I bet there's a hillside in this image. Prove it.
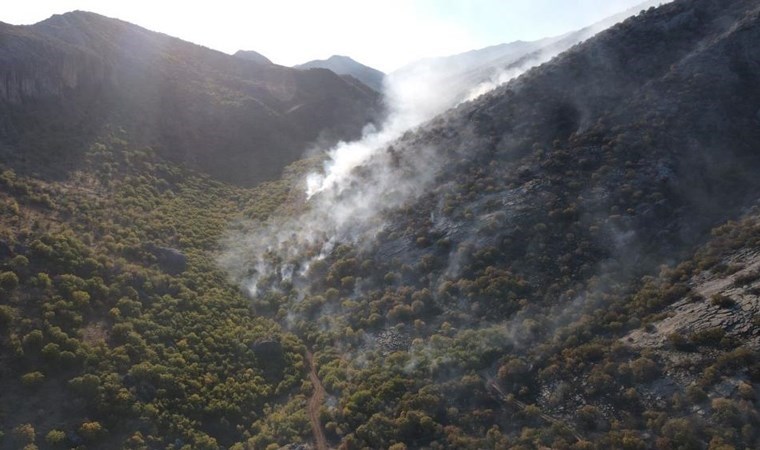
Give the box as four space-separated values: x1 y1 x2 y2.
1 0 760 449
0 11 381 186
296 55 385 93
388 0 668 111
0 136 318 448
223 0 760 448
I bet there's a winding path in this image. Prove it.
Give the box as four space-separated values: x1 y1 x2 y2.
306 351 328 450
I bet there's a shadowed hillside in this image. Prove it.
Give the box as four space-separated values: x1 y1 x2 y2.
0 11 381 185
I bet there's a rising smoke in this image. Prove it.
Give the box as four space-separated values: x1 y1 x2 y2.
219 6 651 334
221 50 550 300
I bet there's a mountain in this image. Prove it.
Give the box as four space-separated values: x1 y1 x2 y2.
0 11 381 185
388 0 669 111
233 49 272 65
296 55 385 92
2 0 760 449
223 0 760 447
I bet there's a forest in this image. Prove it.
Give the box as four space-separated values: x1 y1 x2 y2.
2 0 760 449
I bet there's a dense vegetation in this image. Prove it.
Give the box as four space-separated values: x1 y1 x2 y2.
0 138 321 449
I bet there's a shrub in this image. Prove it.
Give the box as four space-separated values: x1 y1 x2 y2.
689 327 726 346
22 330 44 352
0 271 19 290
629 357 659 382
12 424 35 444
20 371 45 388
44 430 66 446
0 305 14 330
78 421 105 441
710 293 735 308
734 270 760 286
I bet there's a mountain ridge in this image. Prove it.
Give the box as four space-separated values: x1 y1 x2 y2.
233 49 272 65
296 54 385 92
0 10 382 186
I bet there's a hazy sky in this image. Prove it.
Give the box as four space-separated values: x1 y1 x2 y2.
4 0 653 72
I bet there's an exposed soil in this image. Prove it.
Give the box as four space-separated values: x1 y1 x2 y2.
305 351 328 450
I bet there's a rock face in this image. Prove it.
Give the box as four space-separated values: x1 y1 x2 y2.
0 12 382 186
625 249 760 351
0 21 107 104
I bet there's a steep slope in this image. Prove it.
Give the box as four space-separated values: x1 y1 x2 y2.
296 55 385 92
388 0 668 110
0 11 381 185
222 0 760 448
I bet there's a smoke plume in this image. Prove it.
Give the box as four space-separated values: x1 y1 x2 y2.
219 6 652 330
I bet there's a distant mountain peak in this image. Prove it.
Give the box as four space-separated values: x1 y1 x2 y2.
327 55 354 61
233 49 272 65
296 55 385 92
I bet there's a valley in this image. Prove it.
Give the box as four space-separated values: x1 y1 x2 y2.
1 0 760 449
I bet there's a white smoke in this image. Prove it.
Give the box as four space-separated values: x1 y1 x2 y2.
220 6 649 307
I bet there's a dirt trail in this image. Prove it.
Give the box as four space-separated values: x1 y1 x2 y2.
306 351 328 450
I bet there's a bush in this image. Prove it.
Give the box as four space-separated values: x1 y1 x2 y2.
20 371 45 388
734 270 760 286
21 330 44 352
0 305 14 330
667 332 694 351
689 327 726 347
629 357 659 382
44 430 66 446
12 424 35 444
78 421 106 441
710 293 735 308
0 271 19 290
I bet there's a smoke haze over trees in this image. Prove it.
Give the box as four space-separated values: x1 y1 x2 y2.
2 0 760 449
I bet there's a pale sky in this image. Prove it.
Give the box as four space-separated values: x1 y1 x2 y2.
3 0 653 72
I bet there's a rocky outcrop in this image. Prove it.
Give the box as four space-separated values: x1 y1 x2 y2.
0 26 107 103
625 249 760 351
